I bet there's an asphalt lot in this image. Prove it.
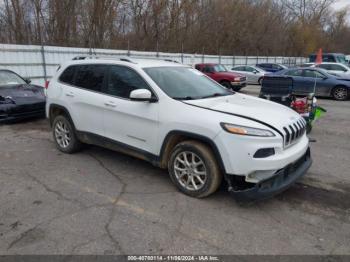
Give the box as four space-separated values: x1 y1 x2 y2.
0 85 349 255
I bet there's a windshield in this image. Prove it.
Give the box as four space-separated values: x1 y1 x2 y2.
0 71 26 86
144 67 232 100
214 65 227 72
337 55 347 64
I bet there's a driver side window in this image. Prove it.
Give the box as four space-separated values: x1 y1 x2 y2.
105 66 151 99
304 70 325 78
203 66 214 73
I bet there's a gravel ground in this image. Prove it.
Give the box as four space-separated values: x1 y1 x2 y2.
0 85 349 255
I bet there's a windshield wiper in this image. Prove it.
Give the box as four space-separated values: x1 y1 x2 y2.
200 93 232 99
173 96 196 100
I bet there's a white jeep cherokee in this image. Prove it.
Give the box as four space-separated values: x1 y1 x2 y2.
46 57 312 200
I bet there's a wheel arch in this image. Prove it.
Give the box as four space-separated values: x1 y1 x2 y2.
159 130 226 175
49 104 75 128
331 85 349 99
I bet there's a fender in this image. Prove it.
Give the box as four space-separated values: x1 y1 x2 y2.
159 130 227 175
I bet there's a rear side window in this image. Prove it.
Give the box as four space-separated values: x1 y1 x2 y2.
317 64 331 70
106 65 150 99
59 66 76 85
304 70 325 78
75 65 107 92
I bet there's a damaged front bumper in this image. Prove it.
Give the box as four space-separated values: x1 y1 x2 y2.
228 147 312 201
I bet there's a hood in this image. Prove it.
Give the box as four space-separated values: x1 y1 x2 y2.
0 84 45 104
216 71 243 79
185 93 302 132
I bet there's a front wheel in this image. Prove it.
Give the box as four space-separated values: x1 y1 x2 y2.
168 141 222 198
221 81 232 89
332 86 348 101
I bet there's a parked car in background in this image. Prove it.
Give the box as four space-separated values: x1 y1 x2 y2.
195 63 246 91
230 65 266 85
273 67 350 101
313 63 350 76
46 57 311 200
309 53 347 65
256 63 287 73
0 69 46 123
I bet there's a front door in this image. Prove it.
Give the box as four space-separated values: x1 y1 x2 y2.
102 65 159 154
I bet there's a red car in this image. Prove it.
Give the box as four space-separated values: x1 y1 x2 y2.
195 63 246 91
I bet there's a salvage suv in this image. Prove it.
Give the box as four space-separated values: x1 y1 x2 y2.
46 57 312 200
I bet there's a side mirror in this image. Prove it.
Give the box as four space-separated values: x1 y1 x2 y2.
253 70 259 74
24 78 31 84
130 89 157 102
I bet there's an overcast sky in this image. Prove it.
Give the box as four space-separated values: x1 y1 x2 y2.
332 0 350 11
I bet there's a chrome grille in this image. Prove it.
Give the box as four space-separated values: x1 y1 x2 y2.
283 118 307 147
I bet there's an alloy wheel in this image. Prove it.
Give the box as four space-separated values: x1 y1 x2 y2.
54 120 71 148
173 151 207 191
334 87 348 100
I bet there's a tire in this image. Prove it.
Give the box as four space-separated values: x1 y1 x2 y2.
168 140 222 198
332 86 348 101
232 87 241 92
306 122 312 134
258 77 263 85
221 80 232 89
52 115 82 154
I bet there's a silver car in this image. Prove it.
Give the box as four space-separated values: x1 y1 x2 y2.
231 65 266 85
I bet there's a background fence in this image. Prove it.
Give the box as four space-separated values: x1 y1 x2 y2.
0 44 308 86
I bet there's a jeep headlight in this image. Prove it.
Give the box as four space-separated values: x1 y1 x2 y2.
220 123 275 137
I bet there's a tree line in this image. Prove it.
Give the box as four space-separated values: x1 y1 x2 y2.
0 0 349 56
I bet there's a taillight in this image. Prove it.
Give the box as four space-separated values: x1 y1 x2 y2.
45 80 50 89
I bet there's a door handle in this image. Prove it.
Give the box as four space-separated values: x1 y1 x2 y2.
65 92 74 97
104 101 117 108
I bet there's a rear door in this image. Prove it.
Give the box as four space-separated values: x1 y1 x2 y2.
284 69 305 93
62 64 107 136
102 65 159 154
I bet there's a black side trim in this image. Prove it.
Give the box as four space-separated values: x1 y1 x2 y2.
183 102 284 138
76 131 159 166
160 130 227 175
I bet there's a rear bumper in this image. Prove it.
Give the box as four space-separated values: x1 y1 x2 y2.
229 147 312 201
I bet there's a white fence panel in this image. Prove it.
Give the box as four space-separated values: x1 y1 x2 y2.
0 43 307 86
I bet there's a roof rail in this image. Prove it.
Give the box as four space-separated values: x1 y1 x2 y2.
71 56 138 64
72 56 87 60
163 59 180 63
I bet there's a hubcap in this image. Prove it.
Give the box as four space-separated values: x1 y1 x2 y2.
335 88 347 100
54 120 71 148
173 151 207 191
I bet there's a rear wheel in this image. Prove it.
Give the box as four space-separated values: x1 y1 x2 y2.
332 86 348 101
52 115 82 153
168 140 222 198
